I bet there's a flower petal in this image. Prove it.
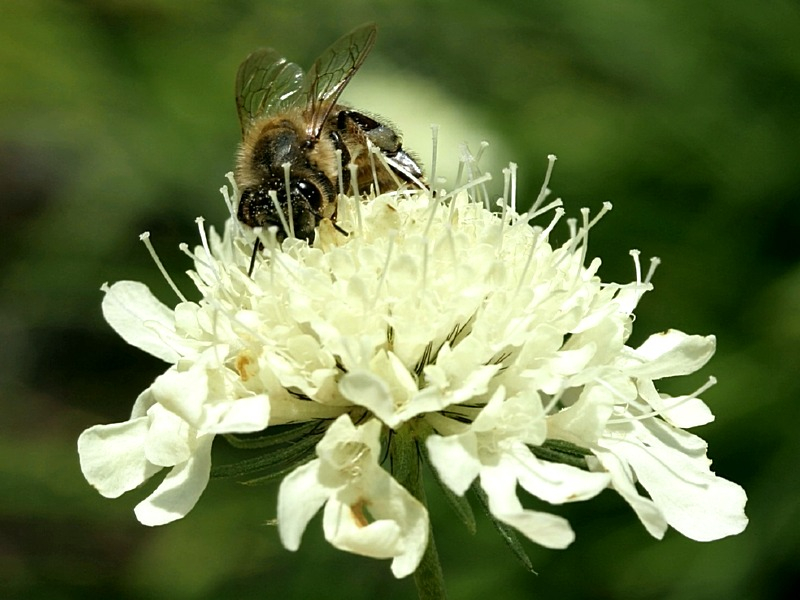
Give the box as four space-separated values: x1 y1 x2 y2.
593 448 668 539
322 466 429 578
206 394 271 433
78 417 161 498
277 459 331 551
338 369 395 424
134 434 214 526
101 281 193 362
143 403 193 467
603 420 748 540
150 365 208 427
638 379 714 428
624 330 715 379
480 463 575 549
323 498 402 559
509 445 610 504
426 432 481 495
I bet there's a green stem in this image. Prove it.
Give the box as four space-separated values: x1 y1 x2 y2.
391 426 448 600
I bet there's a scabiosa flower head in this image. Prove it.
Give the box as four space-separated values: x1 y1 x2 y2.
79 154 747 579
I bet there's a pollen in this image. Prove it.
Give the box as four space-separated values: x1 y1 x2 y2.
235 351 255 381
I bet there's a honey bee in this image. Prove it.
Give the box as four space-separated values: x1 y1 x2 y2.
234 23 424 271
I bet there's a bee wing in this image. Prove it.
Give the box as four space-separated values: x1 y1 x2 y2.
235 48 305 135
304 23 377 140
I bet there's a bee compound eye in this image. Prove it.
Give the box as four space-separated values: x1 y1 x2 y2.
293 179 323 210
289 180 323 241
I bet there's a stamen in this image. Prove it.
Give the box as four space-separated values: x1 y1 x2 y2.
592 377 633 407
589 202 613 229
563 202 612 258
630 249 643 285
423 193 444 239
443 224 457 264
509 162 518 216
453 144 468 189
265 226 278 286
257 226 301 286
195 217 220 283
515 210 563 290
225 171 239 201
501 167 510 225
441 172 493 205
578 207 591 265
428 124 440 197
222 172 244 257
268 190 292 243
607 377 718 424
370 147 404 190
178 242 214 276
282 162 295 239
531 154 557 214
514 230 539 298
474 140 489 166
335 149 345 197
645 256 661 285
527 198 564 221
372 231 396 308
220 180 237 223
543 388 566 414
349 163 363 236
420 236 430 296
567 217 577 243
139 232 187 302
366 139 380 195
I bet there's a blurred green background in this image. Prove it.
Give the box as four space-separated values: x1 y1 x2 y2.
2 0 798 598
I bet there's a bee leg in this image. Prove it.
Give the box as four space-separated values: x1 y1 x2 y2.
247 239 263 277
308 206 349 237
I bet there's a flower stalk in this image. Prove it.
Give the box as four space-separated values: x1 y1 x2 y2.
391 425 448 600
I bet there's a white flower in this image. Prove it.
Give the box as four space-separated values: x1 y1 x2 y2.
78 323 272 525
278 414 428 578
79 158 747 576
426 386 610 548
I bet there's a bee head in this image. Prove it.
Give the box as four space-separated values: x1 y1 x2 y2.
238 179 323 244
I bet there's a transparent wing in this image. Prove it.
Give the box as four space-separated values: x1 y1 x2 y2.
304 23 377 139
235 48 305 135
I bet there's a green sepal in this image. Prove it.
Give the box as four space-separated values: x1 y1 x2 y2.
471 484 536 574
530 439 592 470
238 456 315 486
222 420 322 450
211 430 322 479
